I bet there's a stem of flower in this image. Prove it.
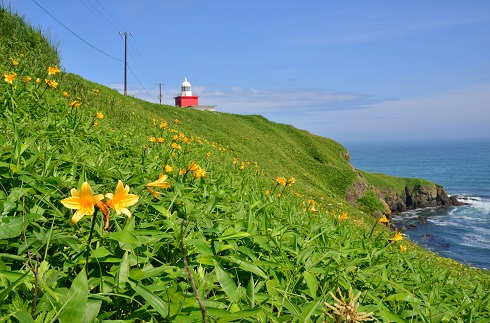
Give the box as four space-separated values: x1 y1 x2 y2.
367 221 378 238
180 219 207 323
85 210 98 275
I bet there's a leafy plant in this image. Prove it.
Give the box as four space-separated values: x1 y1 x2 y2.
0 5 489 322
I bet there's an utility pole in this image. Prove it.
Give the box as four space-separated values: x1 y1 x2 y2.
119 32 132 95
157 83 163 104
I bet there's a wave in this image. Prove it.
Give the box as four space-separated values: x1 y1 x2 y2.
457 195 490 213
426 217 458 227
461 231 490 250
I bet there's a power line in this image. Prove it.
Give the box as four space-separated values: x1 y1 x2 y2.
79 0 119 33
130 37 157 84
128 39 157 85
127 63 155 102
31 0 123 62
80 1 157 91
92 0 127 31
32 0 156 103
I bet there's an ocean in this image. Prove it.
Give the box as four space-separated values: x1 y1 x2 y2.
344 139 490 270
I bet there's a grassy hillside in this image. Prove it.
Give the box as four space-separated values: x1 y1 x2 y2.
1 7 489 322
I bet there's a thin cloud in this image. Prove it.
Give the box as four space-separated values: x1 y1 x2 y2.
278 9 490 45
297 83 490 142
200 87 375 115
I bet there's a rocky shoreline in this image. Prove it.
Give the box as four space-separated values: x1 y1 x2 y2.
382 184 465 214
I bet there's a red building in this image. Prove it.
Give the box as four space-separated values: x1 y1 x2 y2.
174 78 199 107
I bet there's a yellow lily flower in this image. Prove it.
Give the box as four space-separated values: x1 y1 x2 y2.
390 232 404 242
378 215 389 223
105 180 139 218
47 66 60 75
172 143 181 150
194 167 207 178
61 182 104 224
3 72 16 84
146 173 170 188
276 177 287 187
339 212 349 220
45 79 58 88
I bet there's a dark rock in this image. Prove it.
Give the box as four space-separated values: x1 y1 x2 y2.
383 185 466 214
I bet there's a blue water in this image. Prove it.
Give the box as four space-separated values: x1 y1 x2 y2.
344 139 490 270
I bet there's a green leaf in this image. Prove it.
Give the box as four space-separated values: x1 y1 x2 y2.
80 298 102 323
91 247 112 258
246 275 255 307
303 271 318 298
130 282 169 317
217 231 250 241
224 256 268 280
385 293 419 303
7 187 34 202
0 270 29 283
129 268 144 281
58 270 88 323
301 295 325 321
109 230 141 251
213 260 240 303
0 216 23 239
151 204 171 218
216 309 261 323
378 308 410 322
116 251 130 289
13 311 35 323
0 271 29 305
188 239 213 255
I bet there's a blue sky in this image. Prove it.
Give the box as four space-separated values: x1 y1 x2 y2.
7 0 490 143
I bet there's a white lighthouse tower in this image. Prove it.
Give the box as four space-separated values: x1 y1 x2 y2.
181 77 192 96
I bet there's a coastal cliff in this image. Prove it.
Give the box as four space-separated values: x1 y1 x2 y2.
348 170 464 215
380 184 463 214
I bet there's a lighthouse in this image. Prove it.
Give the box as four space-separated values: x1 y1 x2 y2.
174 77 199 107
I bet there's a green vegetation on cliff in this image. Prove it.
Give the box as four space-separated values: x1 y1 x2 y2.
1 7 489 322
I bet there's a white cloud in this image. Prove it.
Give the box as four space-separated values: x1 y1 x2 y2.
297 83 490 143
199 87 374 115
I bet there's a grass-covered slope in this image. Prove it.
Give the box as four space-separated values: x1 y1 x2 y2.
1 7 489 322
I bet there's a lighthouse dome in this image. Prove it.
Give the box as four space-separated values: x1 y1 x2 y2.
181 77 192 96
182 78 191 87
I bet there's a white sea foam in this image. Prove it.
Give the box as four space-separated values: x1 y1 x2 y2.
458 195 490 212
426 217 458 227
461 232 490 250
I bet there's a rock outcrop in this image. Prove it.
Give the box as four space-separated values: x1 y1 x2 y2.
382 184 464 214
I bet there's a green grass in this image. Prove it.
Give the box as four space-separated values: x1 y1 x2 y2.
1 6 489 322
359 170 435 194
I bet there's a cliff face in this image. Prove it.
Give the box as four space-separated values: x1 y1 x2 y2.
381 185 463 214
346 170 464 216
